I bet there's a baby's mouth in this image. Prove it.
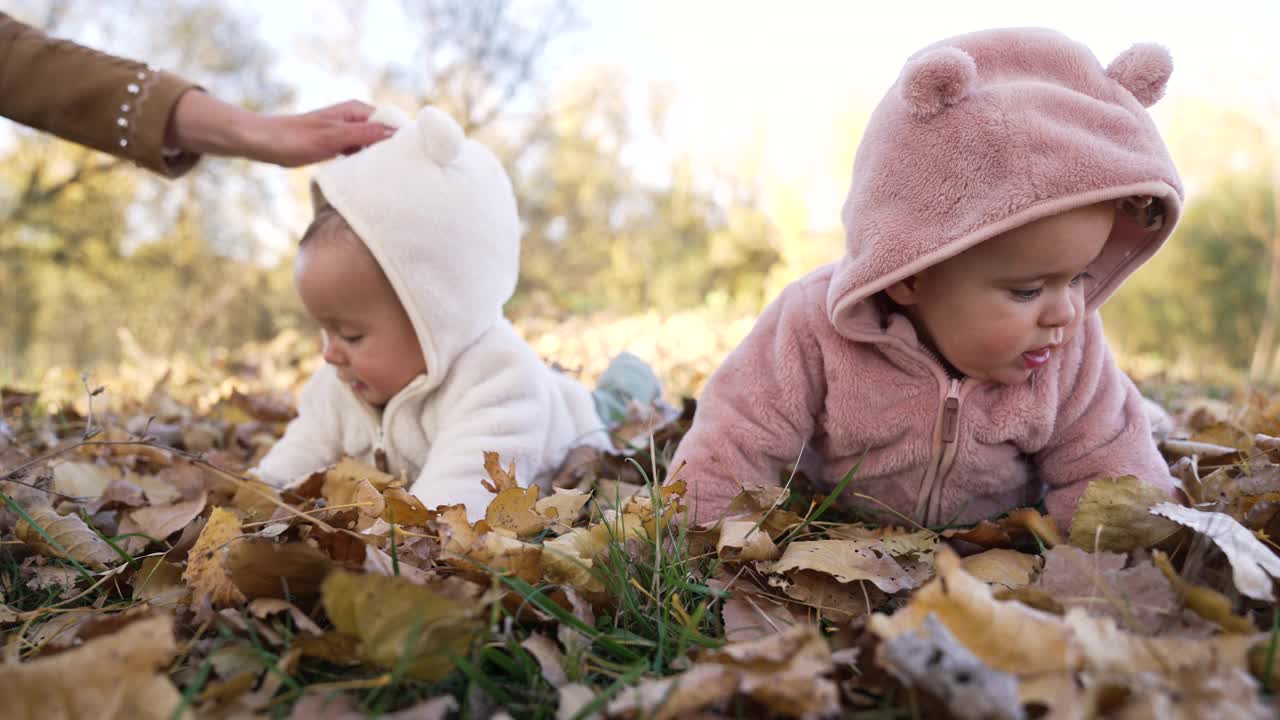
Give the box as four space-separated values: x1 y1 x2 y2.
1022 346 1052 369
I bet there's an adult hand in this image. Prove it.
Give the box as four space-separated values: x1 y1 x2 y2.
166 93 395 167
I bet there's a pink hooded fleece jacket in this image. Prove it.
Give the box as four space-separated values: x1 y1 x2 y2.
671 28 1184 531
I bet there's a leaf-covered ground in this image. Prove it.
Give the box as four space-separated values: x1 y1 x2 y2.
3 355 1280 719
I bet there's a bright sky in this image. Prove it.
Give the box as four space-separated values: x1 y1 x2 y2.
7 0 1278 239
258 0 1279 232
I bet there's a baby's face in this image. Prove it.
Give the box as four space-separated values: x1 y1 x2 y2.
295 236 426 407
890 204 1115 384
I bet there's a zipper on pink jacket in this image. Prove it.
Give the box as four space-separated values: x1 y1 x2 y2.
915 377 964 525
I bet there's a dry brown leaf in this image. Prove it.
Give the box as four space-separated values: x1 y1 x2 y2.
1034 546 1178 633
699 624 840 718
323 457 396 502
432 504 479 554
960 548 1041 589
761 539 924 594
870 546 1078 675
716 581 810 642
182 506 247 607
321 570 483 682
125 491 208 541
1004 508 1063 547
1152 551 1255 634
383 487 434 526
535 487 591 524
247 598 324 635
716 520 781 562
0 614 183 720
482 450 519 493
50 460 120 499
225 539 335 604
1150 503 1280 601
460 531 544 584
14 503 120 570
133 557 188 607
607 664 737 719
1068 476 1181 552
521 632 569 688
878 613 1022 720
485 486 545 537
230 480 282 521
767 570 886 623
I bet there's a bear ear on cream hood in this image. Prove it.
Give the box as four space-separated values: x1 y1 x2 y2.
826 27 1184 338
311 104 521 395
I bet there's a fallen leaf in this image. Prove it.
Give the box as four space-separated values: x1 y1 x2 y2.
50 460 119 499
521 632 568 688
1032 546 1178 634
482 451 519 493
870 546 1078 675
1152 550 1255 633
607 664 737 720
485 486 545 537
878 613 1022 720
556 684 597 720
247 598 324 635
460 531 543 584
125 491 208 541
699 624 840 718
959 548 1041 589
322 458 396 503
321 570 483 682
535 487 591 524
717 582 809 642
1068 476 1181 552
225 540 335 604
0 614 184 720
767 570 885 623
1150 503 1280 601
182 506 247 607
383 487 433 526
132 557 188 607
229 389 297 423
761 539 924 594
14 503 120 570
230 480 282 521
716 520 781 561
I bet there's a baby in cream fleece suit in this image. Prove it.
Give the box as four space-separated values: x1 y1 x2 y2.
254 106 658 520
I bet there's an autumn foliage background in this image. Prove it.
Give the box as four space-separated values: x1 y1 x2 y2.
3 1 1280 719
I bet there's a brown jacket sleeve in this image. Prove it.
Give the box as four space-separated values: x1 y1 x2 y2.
0 12 201 177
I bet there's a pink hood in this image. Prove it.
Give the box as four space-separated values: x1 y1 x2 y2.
670 28 1182 531
829 27 1182 330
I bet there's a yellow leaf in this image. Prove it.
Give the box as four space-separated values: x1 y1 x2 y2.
323 457 396 503
225 540 335 604
534 487 590 523
382 487 434 526
481 450 518 493
0 614 184 720
125 491 208 541
321 570 483 682
458 532 544 584
1068 476 1181 552
761 539 926 594
716 520 780 562
14 503 120 570
485 486 544 537
960 548 1041 590
229 480 281 521
182 507 247 607
132 557 188 607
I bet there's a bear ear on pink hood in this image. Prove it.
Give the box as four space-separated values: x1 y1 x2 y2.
1106 43 1173 107
899 46 978 119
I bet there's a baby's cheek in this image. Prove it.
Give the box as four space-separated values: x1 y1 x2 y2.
972 318 1027 357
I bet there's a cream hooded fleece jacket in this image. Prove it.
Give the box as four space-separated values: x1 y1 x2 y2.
671 28 1184 531
254 106 609 520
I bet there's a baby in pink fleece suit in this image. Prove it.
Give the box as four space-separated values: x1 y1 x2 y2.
671 28 1183 532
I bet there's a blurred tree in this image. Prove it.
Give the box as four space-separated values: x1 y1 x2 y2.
0 0 300 378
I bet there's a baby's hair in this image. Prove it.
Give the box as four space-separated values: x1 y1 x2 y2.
300 186 368 253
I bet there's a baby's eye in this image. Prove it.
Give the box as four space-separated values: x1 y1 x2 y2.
340 334 364 343
1010 287 1041 301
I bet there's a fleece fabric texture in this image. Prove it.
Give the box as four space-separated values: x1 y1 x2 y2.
670 28 1184 531
254 106 609 520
